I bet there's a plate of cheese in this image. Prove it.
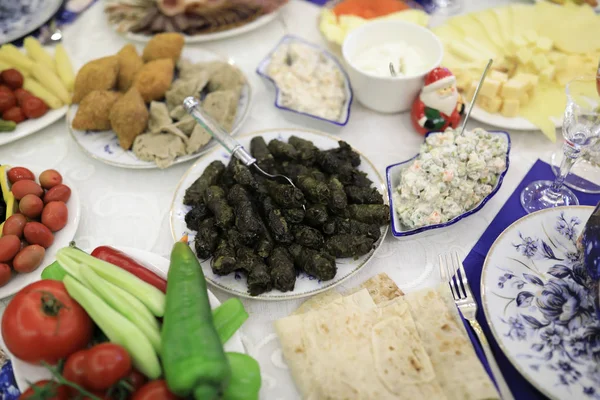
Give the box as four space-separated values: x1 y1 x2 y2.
432 2 600 140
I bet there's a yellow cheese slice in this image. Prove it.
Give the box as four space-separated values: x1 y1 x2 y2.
509 5 534 36
448 15 501 54
519 82 565 142
0 165 15 237
471 10 507 53
492 7 512 46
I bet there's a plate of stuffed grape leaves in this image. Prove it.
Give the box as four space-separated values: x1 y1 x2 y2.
170 128 390 300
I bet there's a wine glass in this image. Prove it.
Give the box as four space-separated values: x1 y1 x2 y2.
550 138 600 193
433 0 462 15
521 76 600 213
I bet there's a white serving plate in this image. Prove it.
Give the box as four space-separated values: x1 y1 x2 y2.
481 206 599 400
119 10 281 43
67 47 252 169
470 105 562 131
0 0 62 45
0 246 246 392
386 130 510 238
0 165 81 299
256 35 353 127
170 128 388 301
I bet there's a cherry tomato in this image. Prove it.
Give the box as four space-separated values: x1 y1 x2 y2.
131 380 181 400
126 369 147 393
7 166 35 184
2 106 25 123
39 169 63 189
0 263 11 287
0 90 16 113
22 96 48 119
23 221 54 248
0 85 12 94
14 88 33 106
1 69 23 90
0 234 21 263
19 380 69 400
1 280 93 364
44 184 71 204
84 343 132 391
63 349 89 393
11 179 44 200
12 245 45 273
2 214 27 238
19 193 44 218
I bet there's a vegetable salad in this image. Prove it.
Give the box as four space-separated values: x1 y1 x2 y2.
393 128 508 229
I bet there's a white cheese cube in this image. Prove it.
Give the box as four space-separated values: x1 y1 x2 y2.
513 73 539 92
480 78 502 98
489 70 509 83
478 95 503 113
500 98 520 117
510 35 527 52
536 36 554 52
549 52 568 70
465 80 477 101
501 79 527 100
532 53 550 72
523 29 538 44
541 65 556 82
519 92 530 106
516 47 532 65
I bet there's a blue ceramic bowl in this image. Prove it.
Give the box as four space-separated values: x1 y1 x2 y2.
256 35 353 127
386 130 511 238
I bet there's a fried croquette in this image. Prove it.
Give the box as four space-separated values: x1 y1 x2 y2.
117 44 144 92
142 33 184 63
109 87 149 150
72 56 119 103
72 90 122 131
134 58 174 103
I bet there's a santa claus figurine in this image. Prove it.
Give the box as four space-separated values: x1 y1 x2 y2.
411 67 465 136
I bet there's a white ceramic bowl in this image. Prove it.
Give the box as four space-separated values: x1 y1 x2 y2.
342 20 443 113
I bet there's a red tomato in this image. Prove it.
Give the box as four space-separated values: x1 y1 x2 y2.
131 380 181 400
3 107 25 123
22 96 48 119
19 380 69 400
63 349 89 395
84 343 132 391
0 90 16 113
126 369 147 393
14 88 33 106
1 280 93 364
1 69 23 90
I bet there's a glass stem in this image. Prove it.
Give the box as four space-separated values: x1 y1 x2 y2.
550 142 579 195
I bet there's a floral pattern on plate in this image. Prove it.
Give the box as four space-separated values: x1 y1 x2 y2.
482 206 600 400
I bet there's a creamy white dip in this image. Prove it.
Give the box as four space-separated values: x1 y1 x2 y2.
353 42 428 77
266 42 347 122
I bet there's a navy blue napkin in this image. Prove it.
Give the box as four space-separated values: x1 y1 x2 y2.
463 159 600 399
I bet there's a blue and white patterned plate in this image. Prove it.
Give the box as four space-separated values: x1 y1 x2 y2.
0 0 62 45
67 47 252 169
481 206 600 400
170 128 387 300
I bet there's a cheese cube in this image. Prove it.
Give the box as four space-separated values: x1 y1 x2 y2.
536 36 554 53
541 65 556 82
532 53 550 72
480 78 502 98
513 73 539 93
523 29 538 44
489 70 509 83
510 35 527 52
516 47 533 65
501 79 527 100
500 99 520 117
478 95 503 114
465 80 477 101
549 52 568 70
519 92 530 106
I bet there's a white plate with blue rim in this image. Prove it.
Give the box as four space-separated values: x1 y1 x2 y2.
0 246 246 392
256 35 353 127
0 0 62 45
67 47 252 169
481 205 600 400
386 129 511 238
169 128 388 301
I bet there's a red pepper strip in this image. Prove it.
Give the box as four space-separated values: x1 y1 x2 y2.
90 246 167 293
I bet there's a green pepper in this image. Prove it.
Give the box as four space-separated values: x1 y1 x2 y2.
41 261 68 281
223 352 261 400
161 242 231 399
213 298 249 345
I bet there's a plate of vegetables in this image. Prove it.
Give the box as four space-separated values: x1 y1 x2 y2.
0 244 255 399
170 128 390 300
0 37 75 146
0 165 80 298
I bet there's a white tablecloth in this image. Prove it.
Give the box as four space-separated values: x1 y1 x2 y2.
0 0 561 398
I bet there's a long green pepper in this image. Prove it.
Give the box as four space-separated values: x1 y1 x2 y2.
161 242 231 399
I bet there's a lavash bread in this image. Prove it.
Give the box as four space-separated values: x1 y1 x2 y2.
275 289 446 400
404 288 500 400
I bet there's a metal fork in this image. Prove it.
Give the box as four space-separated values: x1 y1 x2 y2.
439 252 515 400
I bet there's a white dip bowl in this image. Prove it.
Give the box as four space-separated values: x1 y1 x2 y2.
342 20 443 113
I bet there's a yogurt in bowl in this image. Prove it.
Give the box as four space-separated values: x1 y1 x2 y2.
386 127 511 238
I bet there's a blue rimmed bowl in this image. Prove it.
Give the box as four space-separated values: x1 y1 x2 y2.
256 35 353 127
386 130 511 238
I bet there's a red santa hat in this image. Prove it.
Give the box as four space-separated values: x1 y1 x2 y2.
422 67 456 94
